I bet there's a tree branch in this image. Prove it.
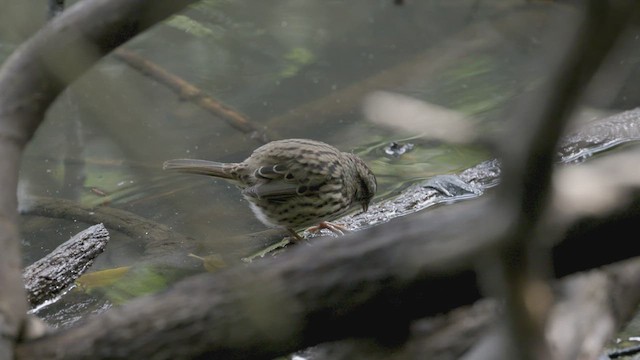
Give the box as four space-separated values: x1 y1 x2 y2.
21 197 198 266
113 48 271 144
0 0 198 355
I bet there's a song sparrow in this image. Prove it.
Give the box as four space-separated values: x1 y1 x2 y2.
163 138 377 239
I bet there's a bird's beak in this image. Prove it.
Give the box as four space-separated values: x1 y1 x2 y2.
361 202 369 212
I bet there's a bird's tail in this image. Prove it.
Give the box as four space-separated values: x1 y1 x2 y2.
162 159 235 179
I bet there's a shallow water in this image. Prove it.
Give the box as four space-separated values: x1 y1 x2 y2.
4 0 639 329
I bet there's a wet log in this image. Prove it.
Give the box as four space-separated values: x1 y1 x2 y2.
23 224 110 307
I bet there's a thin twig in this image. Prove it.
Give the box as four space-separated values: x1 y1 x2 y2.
114 48 270 143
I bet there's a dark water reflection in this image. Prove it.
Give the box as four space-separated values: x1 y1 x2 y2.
5 0 616 326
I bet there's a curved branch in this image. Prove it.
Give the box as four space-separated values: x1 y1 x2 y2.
0 0 198 354
21 197 198 266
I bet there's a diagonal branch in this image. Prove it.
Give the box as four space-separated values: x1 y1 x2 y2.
113 48 271 143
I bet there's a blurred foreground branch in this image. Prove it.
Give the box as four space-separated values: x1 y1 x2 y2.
478 0 639 358
305 257 640 360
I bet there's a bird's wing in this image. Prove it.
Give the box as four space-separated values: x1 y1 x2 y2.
242 181 299 200
243 163 325 200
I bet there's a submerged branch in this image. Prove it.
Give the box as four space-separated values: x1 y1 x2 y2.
114 48 270 144
20 197 198 267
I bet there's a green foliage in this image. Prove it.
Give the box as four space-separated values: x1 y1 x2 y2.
166 15 217 38
280 47 316 78
193 0 232 12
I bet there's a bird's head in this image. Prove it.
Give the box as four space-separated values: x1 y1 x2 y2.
349 154 377 212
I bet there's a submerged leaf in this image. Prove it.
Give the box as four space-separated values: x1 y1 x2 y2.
188 253 227 272
76 266 131 291
76 266 170 304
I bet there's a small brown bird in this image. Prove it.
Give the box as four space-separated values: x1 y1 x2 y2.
163 139 377 239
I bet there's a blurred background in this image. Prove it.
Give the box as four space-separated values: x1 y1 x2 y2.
2 0 640 331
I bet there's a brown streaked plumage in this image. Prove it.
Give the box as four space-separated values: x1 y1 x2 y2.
163 139 377 239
